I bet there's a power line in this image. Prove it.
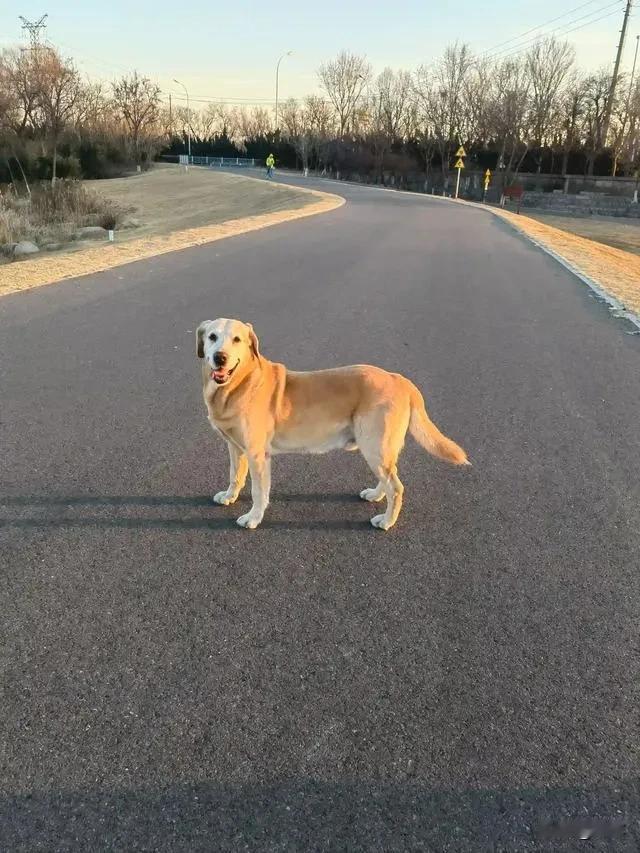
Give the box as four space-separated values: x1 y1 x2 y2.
482 2 624 63
164 91 325 106
483 1 623 62
478 0 603 56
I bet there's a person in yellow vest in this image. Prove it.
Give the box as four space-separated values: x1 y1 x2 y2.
266 153 275 178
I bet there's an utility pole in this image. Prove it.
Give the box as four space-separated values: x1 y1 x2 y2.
19 14 48 50
602 0 634 145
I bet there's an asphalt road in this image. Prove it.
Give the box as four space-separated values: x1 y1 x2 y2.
1 175 639 852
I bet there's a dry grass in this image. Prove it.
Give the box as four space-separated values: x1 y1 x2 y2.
0 180 125 249
83 165 315 239
0 186 344 297
494 208 640 316
520 211 640 257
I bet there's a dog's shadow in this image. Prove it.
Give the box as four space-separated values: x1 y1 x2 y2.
1 493 375 532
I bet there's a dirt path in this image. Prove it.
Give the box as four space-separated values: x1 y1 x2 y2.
0 168 343 297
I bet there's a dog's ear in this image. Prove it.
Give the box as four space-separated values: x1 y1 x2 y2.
247 323 261 360
196 322 208 359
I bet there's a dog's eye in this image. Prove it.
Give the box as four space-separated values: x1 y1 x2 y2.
208 333 217 342
232 336 241 344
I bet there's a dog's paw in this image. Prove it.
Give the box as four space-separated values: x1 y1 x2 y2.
360 487 384 502
370 514 393 531
213 490 236 506
236 512 262 529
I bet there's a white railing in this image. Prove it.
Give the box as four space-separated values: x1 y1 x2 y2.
178 155 256 168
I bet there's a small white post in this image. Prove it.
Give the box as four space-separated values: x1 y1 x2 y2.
108 229 114 242
455 166 462 199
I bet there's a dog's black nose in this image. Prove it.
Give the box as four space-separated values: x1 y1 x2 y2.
213 351 228 367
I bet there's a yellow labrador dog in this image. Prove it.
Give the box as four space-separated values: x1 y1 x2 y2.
197 318 469 530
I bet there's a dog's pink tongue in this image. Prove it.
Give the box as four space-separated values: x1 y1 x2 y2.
211 369 225 380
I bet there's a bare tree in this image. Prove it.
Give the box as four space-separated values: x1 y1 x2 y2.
362 69 412 179
72 79 111 138
609 73 640 175
415 43 474 188
375 68 413 138
0 52 21 136
581 69 612 175
36 50 80 184
304 94 335 171
279 97 302 139
526 37 575 172
621 81 640 175
461 57 495 148
488 57 531 184
556 72 586 176
1 48 42 136
112 71 161 161
233 105 272 142
319 50 372 136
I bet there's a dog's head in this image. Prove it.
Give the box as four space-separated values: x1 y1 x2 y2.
196 318 260 386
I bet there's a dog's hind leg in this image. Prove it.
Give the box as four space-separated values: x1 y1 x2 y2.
355 406 408 531
368 465 404 531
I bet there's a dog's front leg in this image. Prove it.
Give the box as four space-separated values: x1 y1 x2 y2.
236 452 271 529
214 441 248 505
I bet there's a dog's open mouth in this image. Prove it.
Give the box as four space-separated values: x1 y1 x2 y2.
210 360 240 385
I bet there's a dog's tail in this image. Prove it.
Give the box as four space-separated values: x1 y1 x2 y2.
406 381 470 466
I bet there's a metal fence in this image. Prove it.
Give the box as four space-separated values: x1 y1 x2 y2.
176 155 256 168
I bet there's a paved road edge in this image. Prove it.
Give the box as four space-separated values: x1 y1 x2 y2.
0 186 345 299
305 174 640 333
483 205 640 332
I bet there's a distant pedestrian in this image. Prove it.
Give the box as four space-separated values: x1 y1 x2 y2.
266 153 275 178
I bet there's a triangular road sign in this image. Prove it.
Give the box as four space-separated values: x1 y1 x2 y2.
454 158 465 169
455 145 467 158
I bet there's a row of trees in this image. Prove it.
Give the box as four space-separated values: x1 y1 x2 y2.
1 39 639 189
168 43 640 189
0 46 164 184
291 43 640 184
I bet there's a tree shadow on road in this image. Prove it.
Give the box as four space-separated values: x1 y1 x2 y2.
0 493 371 532
0 778 637 852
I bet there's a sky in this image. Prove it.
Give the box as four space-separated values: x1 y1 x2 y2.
1 0 637 109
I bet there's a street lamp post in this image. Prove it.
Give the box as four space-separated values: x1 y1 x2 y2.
275 51 293 132
173 78 191 164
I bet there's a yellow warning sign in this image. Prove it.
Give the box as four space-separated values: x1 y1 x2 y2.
454 158 465 170
484 168 491 178
455 145 467 158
